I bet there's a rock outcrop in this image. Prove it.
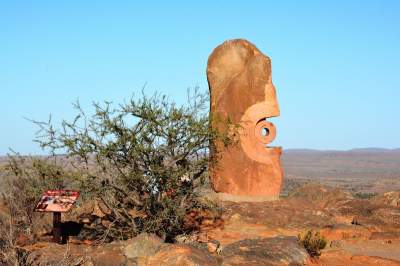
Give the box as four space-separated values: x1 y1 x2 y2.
19 185 400 265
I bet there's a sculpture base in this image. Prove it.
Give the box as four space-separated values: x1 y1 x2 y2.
215 192 279 202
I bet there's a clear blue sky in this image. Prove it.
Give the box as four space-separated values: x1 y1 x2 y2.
1 1 399 155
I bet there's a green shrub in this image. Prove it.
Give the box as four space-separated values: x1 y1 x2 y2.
16 89 235 242
298 230 327 257
353 192 377 199
1 155 84 239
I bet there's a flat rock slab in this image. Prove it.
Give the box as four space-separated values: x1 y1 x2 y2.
338 239 400 262
369 231 400 240
22 241 219 266
145 244 220 266
221 236 308 266
24 242 127 266
316 250 400 266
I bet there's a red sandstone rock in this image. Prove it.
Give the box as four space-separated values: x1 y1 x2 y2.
207 39 283 199
24 242 128 266
221 236 308 266
146 244 219 266
313 250 400 266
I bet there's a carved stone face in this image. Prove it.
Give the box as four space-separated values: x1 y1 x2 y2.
207 39 283 199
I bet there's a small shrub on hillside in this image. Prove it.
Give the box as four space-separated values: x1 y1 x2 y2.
3 155 83 225
298 230 327 257
353 192 377 199
0 155 85 262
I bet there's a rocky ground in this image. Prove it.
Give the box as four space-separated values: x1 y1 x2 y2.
9 183 400 266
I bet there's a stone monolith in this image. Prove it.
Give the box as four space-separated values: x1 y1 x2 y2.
208 39 283 200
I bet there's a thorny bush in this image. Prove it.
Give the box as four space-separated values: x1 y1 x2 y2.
3 89 236 243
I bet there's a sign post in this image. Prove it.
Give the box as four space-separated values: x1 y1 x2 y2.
35 190 80 244
53 212 62 243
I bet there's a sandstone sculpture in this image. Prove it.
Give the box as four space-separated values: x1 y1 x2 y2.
208 39 283 200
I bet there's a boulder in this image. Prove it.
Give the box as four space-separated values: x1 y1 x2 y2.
369 231 400 240
146 244 220 266
221 236 308 266
123 233 164 259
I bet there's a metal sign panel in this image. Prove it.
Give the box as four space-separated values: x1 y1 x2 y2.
35 190 80 213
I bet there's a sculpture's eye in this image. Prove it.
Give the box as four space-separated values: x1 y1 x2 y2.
261 127 270 137
255 119 276 145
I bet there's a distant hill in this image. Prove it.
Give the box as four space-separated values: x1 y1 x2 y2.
0 156 8 166
283 149 323 154
284 148 400 154
348 148 400 153
2 149 400 195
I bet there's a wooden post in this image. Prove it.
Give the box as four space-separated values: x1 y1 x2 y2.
53 212 62 244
